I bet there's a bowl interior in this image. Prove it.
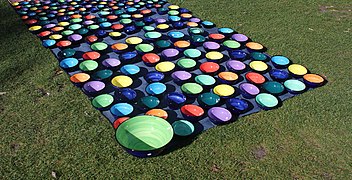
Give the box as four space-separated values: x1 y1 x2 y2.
116 115 173 151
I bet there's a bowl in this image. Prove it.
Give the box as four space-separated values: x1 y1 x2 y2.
167 92 187 109
239 83 260 98
142 53 161 66
91 94 114 110
59 57 78 71
70 73 90 87
145 82 167 96
82 51 100 60
213 84 235 99
195 75 216 89
203 41 221 51
111 75 133 88
167 31 185 42
208 107 233 124
135 43 154 55
202 21 215 28
271 55 291 68
303 74 326 87
113 117 130 129
245 42 264 52
191 35 206 47
208 33 225 43
155 40 172 50
218 27 234 37
79 60 99 72
197 92 221 108
229 50 248 60
83 80 105 95
288 64 308 77
249 61 269 73
226 98 250 114
144 71 164 83
251 52 268 61
172 71 192 85
181 83 203 97
199 62 220 75
218 72 239 84
145 109 168 119
161 48 180 61
115 115 173 157
116 88 137 102
183 49 202 59
91 69 113 81
110 103 134 117
137 96 160 111
111 43 129 53
262 81 285 95
120 64 140 76
269 69 289 82
90 42 108 53
226 60 246 73
231 34 248 43
205 51 223 62
180 104 205 122
120 51 138 63
174 40 191 52
102 58 121 70
223 40 241 51
284 79 306 94
245 72 266 85
255 93 279 110
172 120 195 136
177 58 197 70
155 61 175 74
144 32 162 42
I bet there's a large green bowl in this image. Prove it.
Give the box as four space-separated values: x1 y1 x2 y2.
115 115 173 157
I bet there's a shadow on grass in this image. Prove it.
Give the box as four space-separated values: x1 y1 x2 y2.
0 2 52 86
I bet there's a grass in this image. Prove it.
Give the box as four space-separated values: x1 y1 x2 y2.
1 0 351 178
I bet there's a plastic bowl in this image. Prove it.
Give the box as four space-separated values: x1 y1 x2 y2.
284 79 306 94
226 98 250 114
239 83 260 98
271 55 291 68
269 69 289 82
115 115 173 157
172 120 195 136
208 107 233 124
303 74 326 87
255 93 279 110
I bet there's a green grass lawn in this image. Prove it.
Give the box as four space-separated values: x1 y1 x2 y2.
1 0 351 178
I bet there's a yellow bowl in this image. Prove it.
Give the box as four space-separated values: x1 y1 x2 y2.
250 61 268 72
288 64 308 76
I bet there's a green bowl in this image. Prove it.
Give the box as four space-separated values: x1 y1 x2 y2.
115 115 173 157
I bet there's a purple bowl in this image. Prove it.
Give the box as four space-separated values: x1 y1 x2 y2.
162 48 179 60
155 18 167 24
171 71 192 84
208 107 233 124
231 34 248 43
83 20 94 26
68 34 83 44
83 81 105 95
226 60 246 73
102 58 121 69
203 41 220 51
44 23 56 29
239 83 260 98
189 18 201 23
